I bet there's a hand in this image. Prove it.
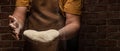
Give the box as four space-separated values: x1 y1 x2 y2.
23 29 60 43
9 15 22 40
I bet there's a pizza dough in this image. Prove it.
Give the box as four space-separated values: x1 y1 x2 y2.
23 29 59 43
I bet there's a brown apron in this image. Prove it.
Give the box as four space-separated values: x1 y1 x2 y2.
23 0 66 51
28 0 65 30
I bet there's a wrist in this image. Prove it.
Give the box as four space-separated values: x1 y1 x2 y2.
58 30 66 40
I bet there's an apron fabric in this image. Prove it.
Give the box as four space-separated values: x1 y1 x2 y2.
23 0 66 51
28 0 65 31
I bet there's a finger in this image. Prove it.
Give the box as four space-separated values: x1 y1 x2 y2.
9 15 15 23
9 15 14 21
12 34 16 39
15 34 20 40
9 15 17 25
9 15 18 26
12 34 19 40
9 23 17 29
14 32 20 40
13 21 19 28
10 16 19 28
10 20 19 29
12 30 17 35
12 30 20 40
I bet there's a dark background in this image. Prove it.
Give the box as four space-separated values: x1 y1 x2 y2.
0 0 120 51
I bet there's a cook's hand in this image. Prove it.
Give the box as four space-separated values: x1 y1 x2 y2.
9 15 22 40
23 29 60 43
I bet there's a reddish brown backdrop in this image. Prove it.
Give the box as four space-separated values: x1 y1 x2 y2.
0 0 120 51
79 0 120 51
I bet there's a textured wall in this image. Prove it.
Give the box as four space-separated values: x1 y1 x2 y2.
79 0 120 51
0 0 24 51
0 0 120 51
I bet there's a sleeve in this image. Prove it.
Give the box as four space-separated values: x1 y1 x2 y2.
63 0 82 15
16 0 30 7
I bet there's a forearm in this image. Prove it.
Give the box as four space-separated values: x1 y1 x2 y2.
12 7 27 28
59 23 80 40
59 13 80 40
